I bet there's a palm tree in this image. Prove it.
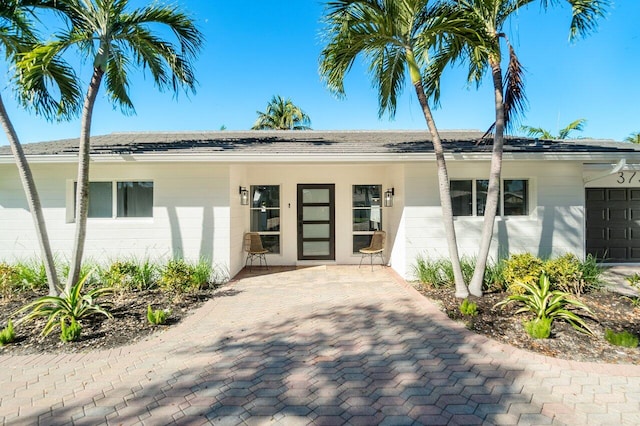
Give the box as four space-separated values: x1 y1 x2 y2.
428 0 609 296
18 0 203 292
1 0 80 295
625 132 640 144
521 118 587 140
320 0 474 298
252 95 312 130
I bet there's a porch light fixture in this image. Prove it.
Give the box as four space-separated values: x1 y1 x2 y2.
239 186 249 205
384 188 395 207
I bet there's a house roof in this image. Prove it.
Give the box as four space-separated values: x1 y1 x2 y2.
1 130 638 163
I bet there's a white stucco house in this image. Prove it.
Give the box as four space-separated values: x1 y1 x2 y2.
1 130 638 279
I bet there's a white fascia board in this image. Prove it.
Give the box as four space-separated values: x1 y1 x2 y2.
1 151 638 164
0 155 78 164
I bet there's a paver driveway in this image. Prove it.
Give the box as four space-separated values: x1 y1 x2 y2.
1 265 640 425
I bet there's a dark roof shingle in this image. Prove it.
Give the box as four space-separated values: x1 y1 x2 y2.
1 130 637 156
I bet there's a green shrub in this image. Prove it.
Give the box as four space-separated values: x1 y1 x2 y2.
459 299 478 316
13 259 49 292
0 320 16 346
159 259 216 294
604 329 639 348
192 259 215 290
0 263 20 299
626 273 640 290
159 259 194 293
503 253 544 294
147 305 170 326
414 257 450 289
102 259 156 292
579 254 603 292
495 272 594 335
524 317 552 339
544 253 583 295
16 272 112 340
483 259 506 292
60 318 82 343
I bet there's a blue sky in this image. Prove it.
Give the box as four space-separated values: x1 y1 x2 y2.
0 0 638 145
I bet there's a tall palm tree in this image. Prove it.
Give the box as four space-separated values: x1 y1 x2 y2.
428 0 609 296
252 95 312 130
625 132 640 144
320 0 475 298
521 118 587 140
1 0 80 295
18 0 203 292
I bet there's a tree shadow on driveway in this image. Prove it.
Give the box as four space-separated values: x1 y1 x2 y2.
27 300 564 425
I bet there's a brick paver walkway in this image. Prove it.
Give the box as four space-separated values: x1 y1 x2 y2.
1 265 639 425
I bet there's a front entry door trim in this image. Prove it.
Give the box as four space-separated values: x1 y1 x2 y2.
297 184 335 260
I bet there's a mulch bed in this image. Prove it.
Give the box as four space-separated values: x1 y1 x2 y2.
0 287 221 356
416 285 640 364
2 283 639 364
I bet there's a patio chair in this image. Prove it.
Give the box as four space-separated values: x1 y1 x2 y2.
359 230 386 270
244 232 269 271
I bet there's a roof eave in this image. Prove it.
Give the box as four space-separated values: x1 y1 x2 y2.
0 151 638 164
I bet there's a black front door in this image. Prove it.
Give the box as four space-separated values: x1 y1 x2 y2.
297 184 335 260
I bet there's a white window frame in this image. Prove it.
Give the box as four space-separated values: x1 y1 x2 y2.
67 180 154 222
352 184 383 254
249 185 281 254
451 178 529 217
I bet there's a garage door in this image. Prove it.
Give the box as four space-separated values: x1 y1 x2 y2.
586 188 640 262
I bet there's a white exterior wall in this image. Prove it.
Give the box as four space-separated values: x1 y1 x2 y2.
0 162 232 275
1 158 590 281
402 161 585 280
242 164 401 268
229 165 249 278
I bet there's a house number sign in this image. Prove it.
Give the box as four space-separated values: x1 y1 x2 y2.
617 171 640 185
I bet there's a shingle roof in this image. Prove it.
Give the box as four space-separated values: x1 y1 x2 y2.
1 130 637 157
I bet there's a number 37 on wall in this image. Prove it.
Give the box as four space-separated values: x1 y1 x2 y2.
617 171 638 184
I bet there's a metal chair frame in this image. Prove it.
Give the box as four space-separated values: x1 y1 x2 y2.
244 232 269 271
358 230 386 270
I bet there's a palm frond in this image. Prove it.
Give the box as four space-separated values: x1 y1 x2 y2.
14 41 81 120
105 45 134 114
502 43 527 132
252 95 311 130
558 118 586 139
520 125 553 139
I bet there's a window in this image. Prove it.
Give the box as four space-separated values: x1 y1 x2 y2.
352 185 382 253
117 182 153 217
451 179 528 216
73 181 153 219
250 185 280 253
503 179 528 216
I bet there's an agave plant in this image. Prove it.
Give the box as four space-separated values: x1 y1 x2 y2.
495 273 594 335
16 271 112 339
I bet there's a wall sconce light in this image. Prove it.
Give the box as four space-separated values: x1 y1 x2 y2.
239 186 249 205
384 188 395 207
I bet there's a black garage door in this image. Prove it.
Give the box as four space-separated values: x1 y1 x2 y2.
586 188 640 262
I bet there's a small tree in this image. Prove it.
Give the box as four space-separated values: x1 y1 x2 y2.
625 132 640 144
320 0 474 298
427 0 609 296
17 0 204 293
252 95 311 130
2 0 81 296
521 119 587 140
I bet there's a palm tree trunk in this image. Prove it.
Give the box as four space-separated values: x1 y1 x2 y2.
0 93 60 296
66 67 104 292
468 58 505 297
407 50 468 298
